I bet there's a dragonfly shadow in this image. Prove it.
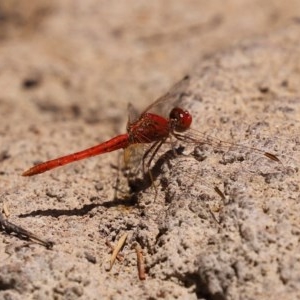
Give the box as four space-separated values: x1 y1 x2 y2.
101 196 137 208
18 147 185 220
18 203 101 218
128 146 185 194
18 197 137 219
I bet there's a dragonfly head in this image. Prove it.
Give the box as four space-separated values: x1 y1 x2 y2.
169 107 192 132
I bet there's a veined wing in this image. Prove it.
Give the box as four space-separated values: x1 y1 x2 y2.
123 144 145 169
126 75 190 125
174 128 281 165
140 75 191 117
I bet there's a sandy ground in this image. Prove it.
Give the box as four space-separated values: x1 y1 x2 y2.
0 1 300 299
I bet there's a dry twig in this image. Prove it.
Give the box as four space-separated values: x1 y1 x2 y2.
0 212 53 249
2 202 10 217
132 242 146 280
105 239 124 262
109 233 128 270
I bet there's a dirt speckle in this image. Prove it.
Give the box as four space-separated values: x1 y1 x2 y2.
1 1 300 299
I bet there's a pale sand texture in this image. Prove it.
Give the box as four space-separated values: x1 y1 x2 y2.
0 1 300 299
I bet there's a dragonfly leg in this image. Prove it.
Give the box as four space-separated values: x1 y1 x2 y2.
141 140 166 199
142 140 164 173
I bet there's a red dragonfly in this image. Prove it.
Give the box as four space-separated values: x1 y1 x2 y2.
22 75 280 178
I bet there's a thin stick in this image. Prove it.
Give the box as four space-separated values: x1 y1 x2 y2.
105 239 124 262
132 242 146 280
0 212 53 249
2 203 10 217
207 204 221 225
109 233 128 270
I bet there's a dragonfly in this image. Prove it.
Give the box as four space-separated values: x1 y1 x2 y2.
22 75 280 186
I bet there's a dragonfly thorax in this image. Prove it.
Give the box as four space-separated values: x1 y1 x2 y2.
169 107 192 132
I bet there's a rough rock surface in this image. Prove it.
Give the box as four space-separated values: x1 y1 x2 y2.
0 1 299 299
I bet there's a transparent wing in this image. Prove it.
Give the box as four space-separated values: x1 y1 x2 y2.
141 75 191 117
176 128 277 157
127 102 141 126
172 127 288 175
123 144 145 170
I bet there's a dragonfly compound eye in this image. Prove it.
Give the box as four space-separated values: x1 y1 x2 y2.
169 107 192 132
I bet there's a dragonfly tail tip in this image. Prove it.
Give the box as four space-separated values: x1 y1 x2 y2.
22 169 33 176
